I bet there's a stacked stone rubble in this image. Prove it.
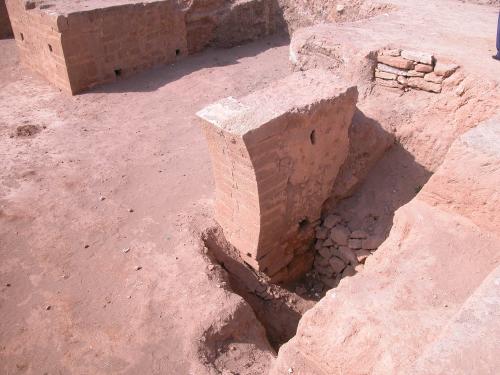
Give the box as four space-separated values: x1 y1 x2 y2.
374 48 459 93
311 213 384 290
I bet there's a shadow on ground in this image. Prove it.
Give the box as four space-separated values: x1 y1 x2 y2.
86 34 290 94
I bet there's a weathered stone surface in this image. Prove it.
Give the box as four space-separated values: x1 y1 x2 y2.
198 69 358 282
375 78 401 89
374 70 397 80
6 0 188 94
362 235 385 250
424 72 443 84
330 225 350 245
328 108 394 207
328 256 345 274
323 214 341 228
315 227 329 240
341 265 356 278
401 50 434 65
336 246 358 265
214 0 281 49
380 48 401 57
414 63 433 73
377 54 414 69
407 77 442 93
397 75 408 86
314 239 324 250
350 230 368 239
321 275 339 288
355 249 371 263
406 70 425 77
271 115 500 375
314 255 329 268
318 246 333 259
322 238 333 247
348 238 362 249
377 63 409 76
316 264 334 277
434 61 459 77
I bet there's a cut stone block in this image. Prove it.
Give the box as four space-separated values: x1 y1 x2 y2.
407 70 425 77
6 0 188 94
424 72 443 84
407 77 441 93
375 78 401 89
379 48 401 57
197 69 358 282
377 63 409 76
401 50 434 65
414 63 433 73
374 70 397 80
434 61 459 77
377 55 413 70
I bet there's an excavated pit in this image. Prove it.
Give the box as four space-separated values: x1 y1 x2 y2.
199 137 432 355
3 0 500 373
195 47 500 371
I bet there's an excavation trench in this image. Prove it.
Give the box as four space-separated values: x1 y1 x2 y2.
201 225 314 351
195 39 500 373
201 140 433 353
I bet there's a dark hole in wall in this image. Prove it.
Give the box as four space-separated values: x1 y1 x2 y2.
175 49 181 56
48 44 53 52
310 130 316 145
20 32 24 41
298 218 310 232
114 69 122 78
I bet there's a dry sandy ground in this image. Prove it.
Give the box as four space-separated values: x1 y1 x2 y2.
0 35 291 374
1 0 500 373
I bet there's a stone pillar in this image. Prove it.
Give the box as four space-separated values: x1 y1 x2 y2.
197 69 358 282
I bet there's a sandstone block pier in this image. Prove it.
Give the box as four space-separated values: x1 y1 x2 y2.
197 69 358 282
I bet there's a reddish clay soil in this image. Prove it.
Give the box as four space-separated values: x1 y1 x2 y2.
2 0 500 373
0 35 291 374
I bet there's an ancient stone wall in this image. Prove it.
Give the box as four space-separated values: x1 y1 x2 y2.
6 0 71 91
375 48 459 93
197 69 357 283
6 0 287 93
180 0 226 54
0 0 12 38
213 0 283 48
61 2 187 93
6 0 187 93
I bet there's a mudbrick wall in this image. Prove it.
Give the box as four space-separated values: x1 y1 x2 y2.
0 0 12 38
197 69 358 283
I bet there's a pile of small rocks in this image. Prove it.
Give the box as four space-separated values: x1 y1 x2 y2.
311 214 384 289
374 48 459 93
